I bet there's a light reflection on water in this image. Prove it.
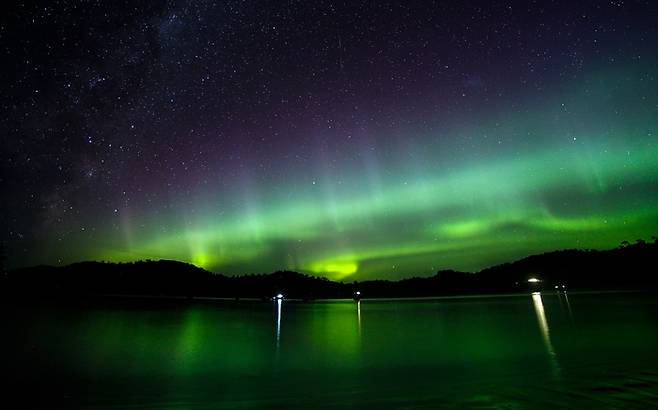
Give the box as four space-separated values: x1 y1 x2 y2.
532 292 560 377
5 292 658 408
275 298 282 352
357 300 362 336
562 290 574 322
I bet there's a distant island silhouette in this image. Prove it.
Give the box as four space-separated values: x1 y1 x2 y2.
3 238 657 301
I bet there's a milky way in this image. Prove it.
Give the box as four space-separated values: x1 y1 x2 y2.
2 1 657 279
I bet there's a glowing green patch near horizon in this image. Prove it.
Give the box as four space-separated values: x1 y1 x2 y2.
53 65 658 280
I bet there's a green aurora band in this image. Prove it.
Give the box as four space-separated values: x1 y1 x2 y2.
53 64 658 280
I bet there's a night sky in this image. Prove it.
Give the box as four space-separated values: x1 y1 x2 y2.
2 1 657 280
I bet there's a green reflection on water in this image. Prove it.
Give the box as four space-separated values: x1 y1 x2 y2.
4 293 658 408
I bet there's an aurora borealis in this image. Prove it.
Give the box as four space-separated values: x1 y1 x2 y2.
2 1 658 280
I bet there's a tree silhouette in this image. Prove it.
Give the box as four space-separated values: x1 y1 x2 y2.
3 237 657 299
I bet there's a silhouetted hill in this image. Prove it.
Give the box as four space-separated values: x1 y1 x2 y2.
478 239 658 289
4 260 221 297
3 239 657 300
3 260 350 300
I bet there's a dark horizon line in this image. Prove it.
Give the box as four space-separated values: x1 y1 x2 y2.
7 236 656 283
4 238 657 300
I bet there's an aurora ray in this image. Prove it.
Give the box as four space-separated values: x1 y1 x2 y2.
2 1 657 281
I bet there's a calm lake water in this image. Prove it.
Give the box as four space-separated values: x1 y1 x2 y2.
5 292 658 408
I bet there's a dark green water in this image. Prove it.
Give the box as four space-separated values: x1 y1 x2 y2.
5 292 658 408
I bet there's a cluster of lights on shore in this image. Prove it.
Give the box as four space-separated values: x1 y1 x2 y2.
527 277 567 292
270 276 575 301
272 282 572 301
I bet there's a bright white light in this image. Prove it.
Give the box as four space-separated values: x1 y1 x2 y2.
276 293 284 300
528 278 540 283
355 291 361 295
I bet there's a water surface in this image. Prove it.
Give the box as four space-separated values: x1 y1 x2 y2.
5 292 658 408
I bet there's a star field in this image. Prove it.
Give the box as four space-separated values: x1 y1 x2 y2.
1 1 657 279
